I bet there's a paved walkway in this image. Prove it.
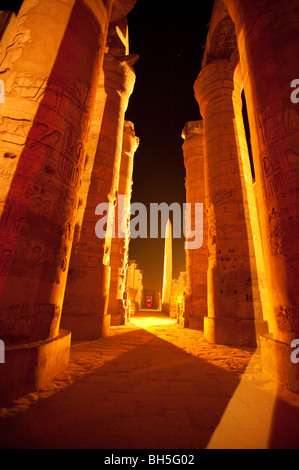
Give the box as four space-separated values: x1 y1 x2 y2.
0 310 299 449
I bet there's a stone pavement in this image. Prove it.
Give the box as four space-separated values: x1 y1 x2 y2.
0 310 299 449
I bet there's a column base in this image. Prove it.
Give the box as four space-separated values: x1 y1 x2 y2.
204 316 268 347
183 297 205 330
188 316 204 331
110 312 126 326
169 308 177 319
109 300 127 326
260 333 299 393
162 303 170 314
0 329 71 407
61 314 111 340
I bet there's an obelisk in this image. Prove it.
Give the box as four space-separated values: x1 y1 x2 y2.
162 219 172 313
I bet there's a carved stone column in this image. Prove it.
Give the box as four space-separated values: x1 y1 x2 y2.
109 120 139 326
61 52 138 339
182 120 208 330
162 219 173 314
0 0 114 404
224 0 299 391
194 56 268 346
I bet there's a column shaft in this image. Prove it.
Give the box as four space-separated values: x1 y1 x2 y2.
162 219 172 314
109 120 139 326
0 0 112 343
224 0 299 345
224 0 299 391
61 52 138 339
182 120 208 330
194 56 268 346
0 0 113 404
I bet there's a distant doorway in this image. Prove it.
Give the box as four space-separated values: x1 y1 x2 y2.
146 296 153 308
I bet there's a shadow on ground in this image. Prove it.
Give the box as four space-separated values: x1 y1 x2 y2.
0 327 245 448
0 310 298 449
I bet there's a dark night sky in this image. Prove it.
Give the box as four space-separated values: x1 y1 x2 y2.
126 0 214 290
3 0 215 290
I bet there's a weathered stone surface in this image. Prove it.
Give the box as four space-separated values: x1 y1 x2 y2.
110 0 137 23
0 0 112 344
61 52 138 339
0 0 116 403
194 55 268 346
223 0 299 345
169 271 187 324
182 121 208 330
220 0 299 390
0 329 71 407
126 260 143 317
162 219 172 313
109 121 139 326
260 333 299 393
0 11 15 42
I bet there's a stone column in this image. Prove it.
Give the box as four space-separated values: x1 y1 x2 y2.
194 55 268 346
162 219 172 314
61 52 138 339
182 120 208 330
224 0 299 390
109 120 139 326
0 0 114 404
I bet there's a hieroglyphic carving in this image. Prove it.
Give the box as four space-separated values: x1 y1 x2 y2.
275 304 299 335
0 198 75 284
0 29 31 70
0 301 61 342
5 71 47 100
1 67 91 188
0 116 32 147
